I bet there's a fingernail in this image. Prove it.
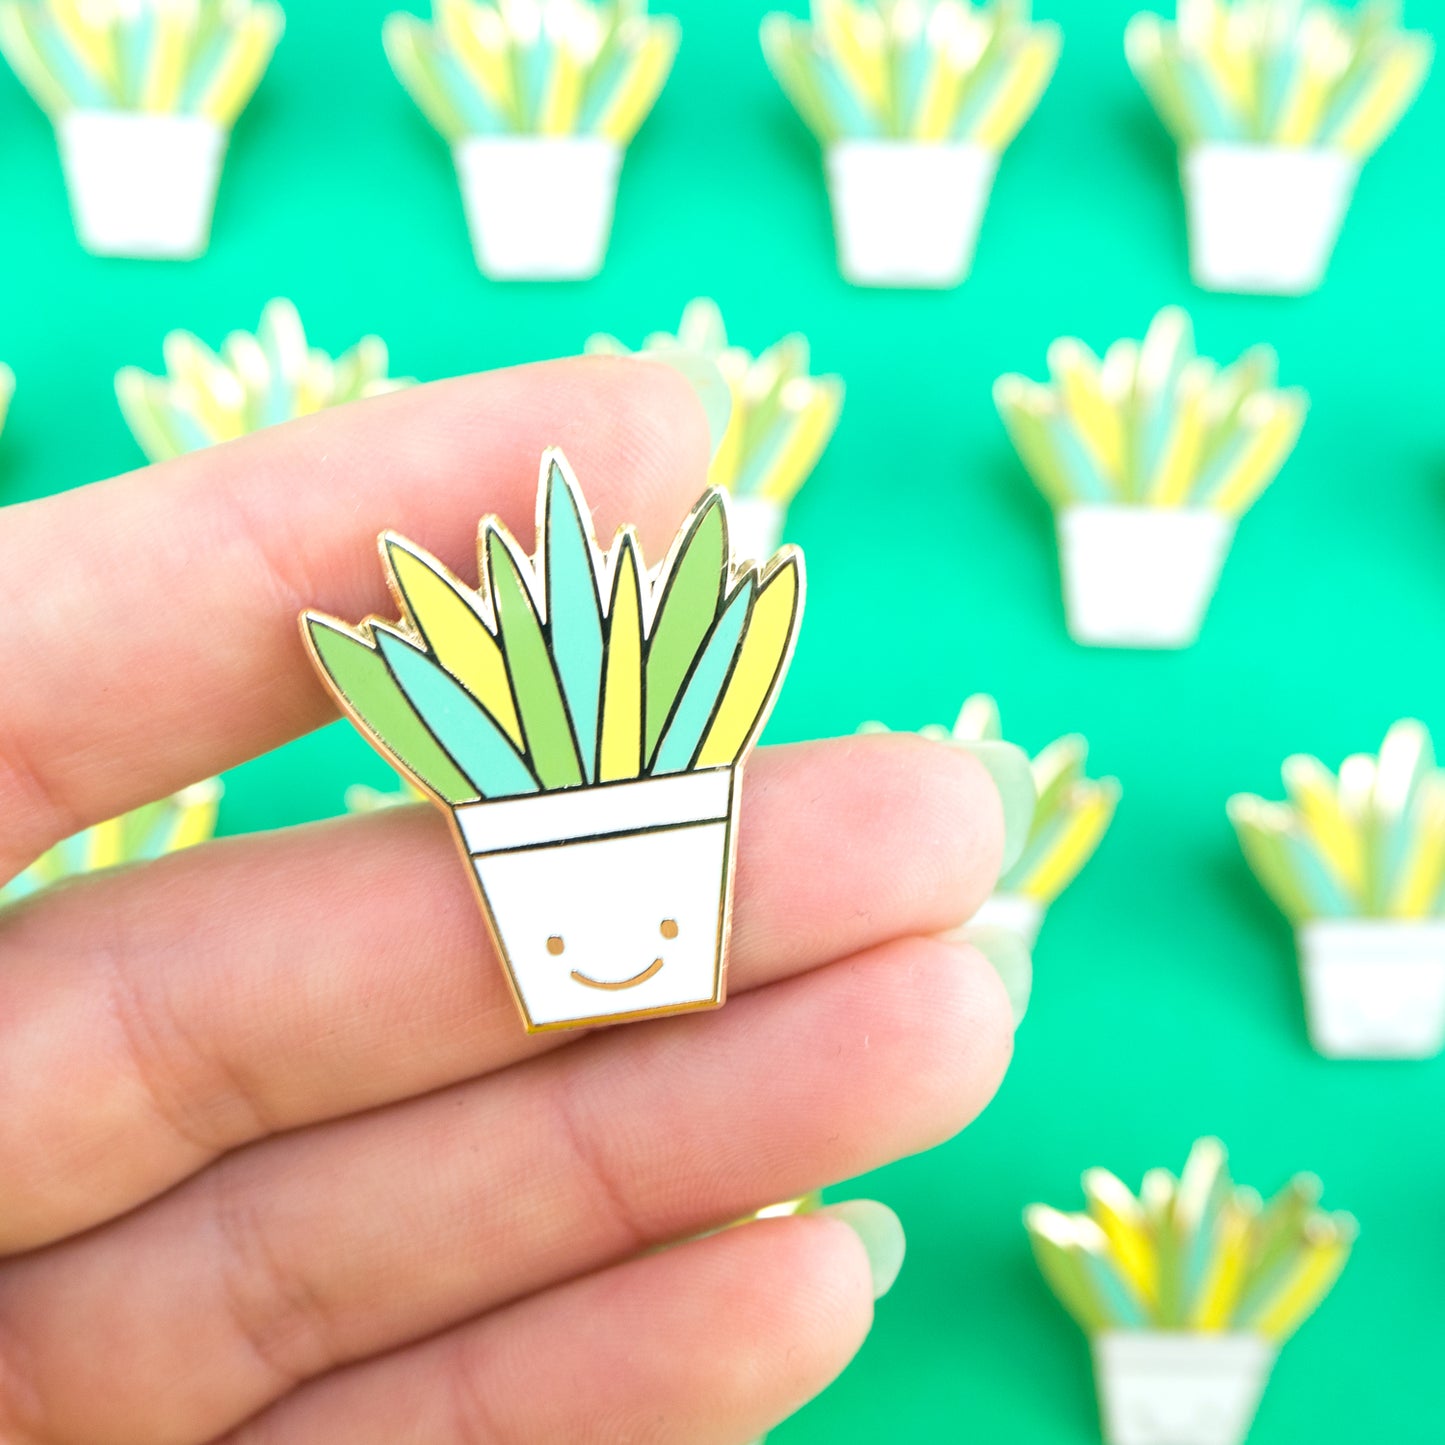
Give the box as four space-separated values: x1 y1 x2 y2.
818 1199 906 1299
950 923 1033 1027
947 739 1036 875
657 352 733 455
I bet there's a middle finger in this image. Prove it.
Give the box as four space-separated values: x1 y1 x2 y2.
0 733 1004 1253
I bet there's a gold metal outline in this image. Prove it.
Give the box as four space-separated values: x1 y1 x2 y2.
571 958 665 991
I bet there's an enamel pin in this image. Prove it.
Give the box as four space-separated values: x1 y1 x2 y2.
302 449 805 1033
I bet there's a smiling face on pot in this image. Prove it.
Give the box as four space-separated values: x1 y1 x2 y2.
544 915 678 992
472 819 732 1030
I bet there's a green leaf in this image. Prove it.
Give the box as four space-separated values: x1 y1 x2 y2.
486 527 584 790
1031 736 1088 821
652 575 755 774
544 460 605 782
305 617 477 804
376 630 538 800
644 492 725 758
1026 1213 1111 1335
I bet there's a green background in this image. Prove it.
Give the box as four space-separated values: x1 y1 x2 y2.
3 0 1443 1438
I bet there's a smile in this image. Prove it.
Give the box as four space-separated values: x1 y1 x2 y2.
569 958 665 991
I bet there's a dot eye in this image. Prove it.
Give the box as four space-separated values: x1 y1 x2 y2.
659 919 679 940
546 936 565 956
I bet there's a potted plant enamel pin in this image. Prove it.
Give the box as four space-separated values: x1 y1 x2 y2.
943 694 1118 944
995 306 1307 650
858 694 1119 947
1027 1138 1355 1445
761 0 1061 288
0 0 284 260
1230 718 1445 1059
384 0 680 281
302 449 804 1032
116 298 412 462
1126 0 1432 295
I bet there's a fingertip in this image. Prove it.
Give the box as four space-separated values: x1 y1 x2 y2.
943 738 1036 875
729 1212 877 1396
550 353 714 546
814 1199 907 1300
837 731 1009 926
948 924 1033 1027
649 352 734 452
874 935 1016 1154
943 938 1019 1101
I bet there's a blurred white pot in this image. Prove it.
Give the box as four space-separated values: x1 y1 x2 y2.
969 892 1044 948
1056 505 1235 649
453 134 622 280
58 110 226 260
1094 1331 1275 1445
824 139 997 288
1183 143 1358 296
1298 918 1445 1059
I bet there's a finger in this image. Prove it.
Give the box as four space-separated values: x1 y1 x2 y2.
222 1212 881 1445
0 356 710 880
0 732 1003 1252
0 937 1013 1445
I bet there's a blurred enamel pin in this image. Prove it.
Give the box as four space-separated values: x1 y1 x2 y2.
1230 719 1445 1060
587 297 844 561
302 450 805 1033
995 306 1307 649
0 779 222 907
116 298 413 461
1027 1138 1355 1445
384 0 680 281
0 0 285 260
761 0 1061 288
861 694 1120 947
1127 0 1433 295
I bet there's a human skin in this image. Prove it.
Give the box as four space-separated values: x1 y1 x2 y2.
0 357 1015 1445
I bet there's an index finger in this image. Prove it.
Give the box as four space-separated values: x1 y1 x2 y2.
0 357 711 881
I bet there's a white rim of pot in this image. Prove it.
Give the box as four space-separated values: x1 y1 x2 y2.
969 892 1045 948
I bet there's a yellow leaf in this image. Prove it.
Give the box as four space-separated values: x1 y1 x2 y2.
598 537 644 782
384 538 524 749
696 555 800 768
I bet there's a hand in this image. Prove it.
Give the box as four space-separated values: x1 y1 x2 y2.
0 358 1015 1445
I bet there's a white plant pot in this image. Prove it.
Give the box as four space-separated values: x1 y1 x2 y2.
969 892 1044 948
1093 1332 1275 1445
824 140 998 288
1057 505 1235 650
727 495 787 563
456 769 737 1031
57 110 227 259
1297 918 1445 1059
1183 143 1359 296
452 134 622 280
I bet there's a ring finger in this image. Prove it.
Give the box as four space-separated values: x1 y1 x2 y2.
0 934 1013 1445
